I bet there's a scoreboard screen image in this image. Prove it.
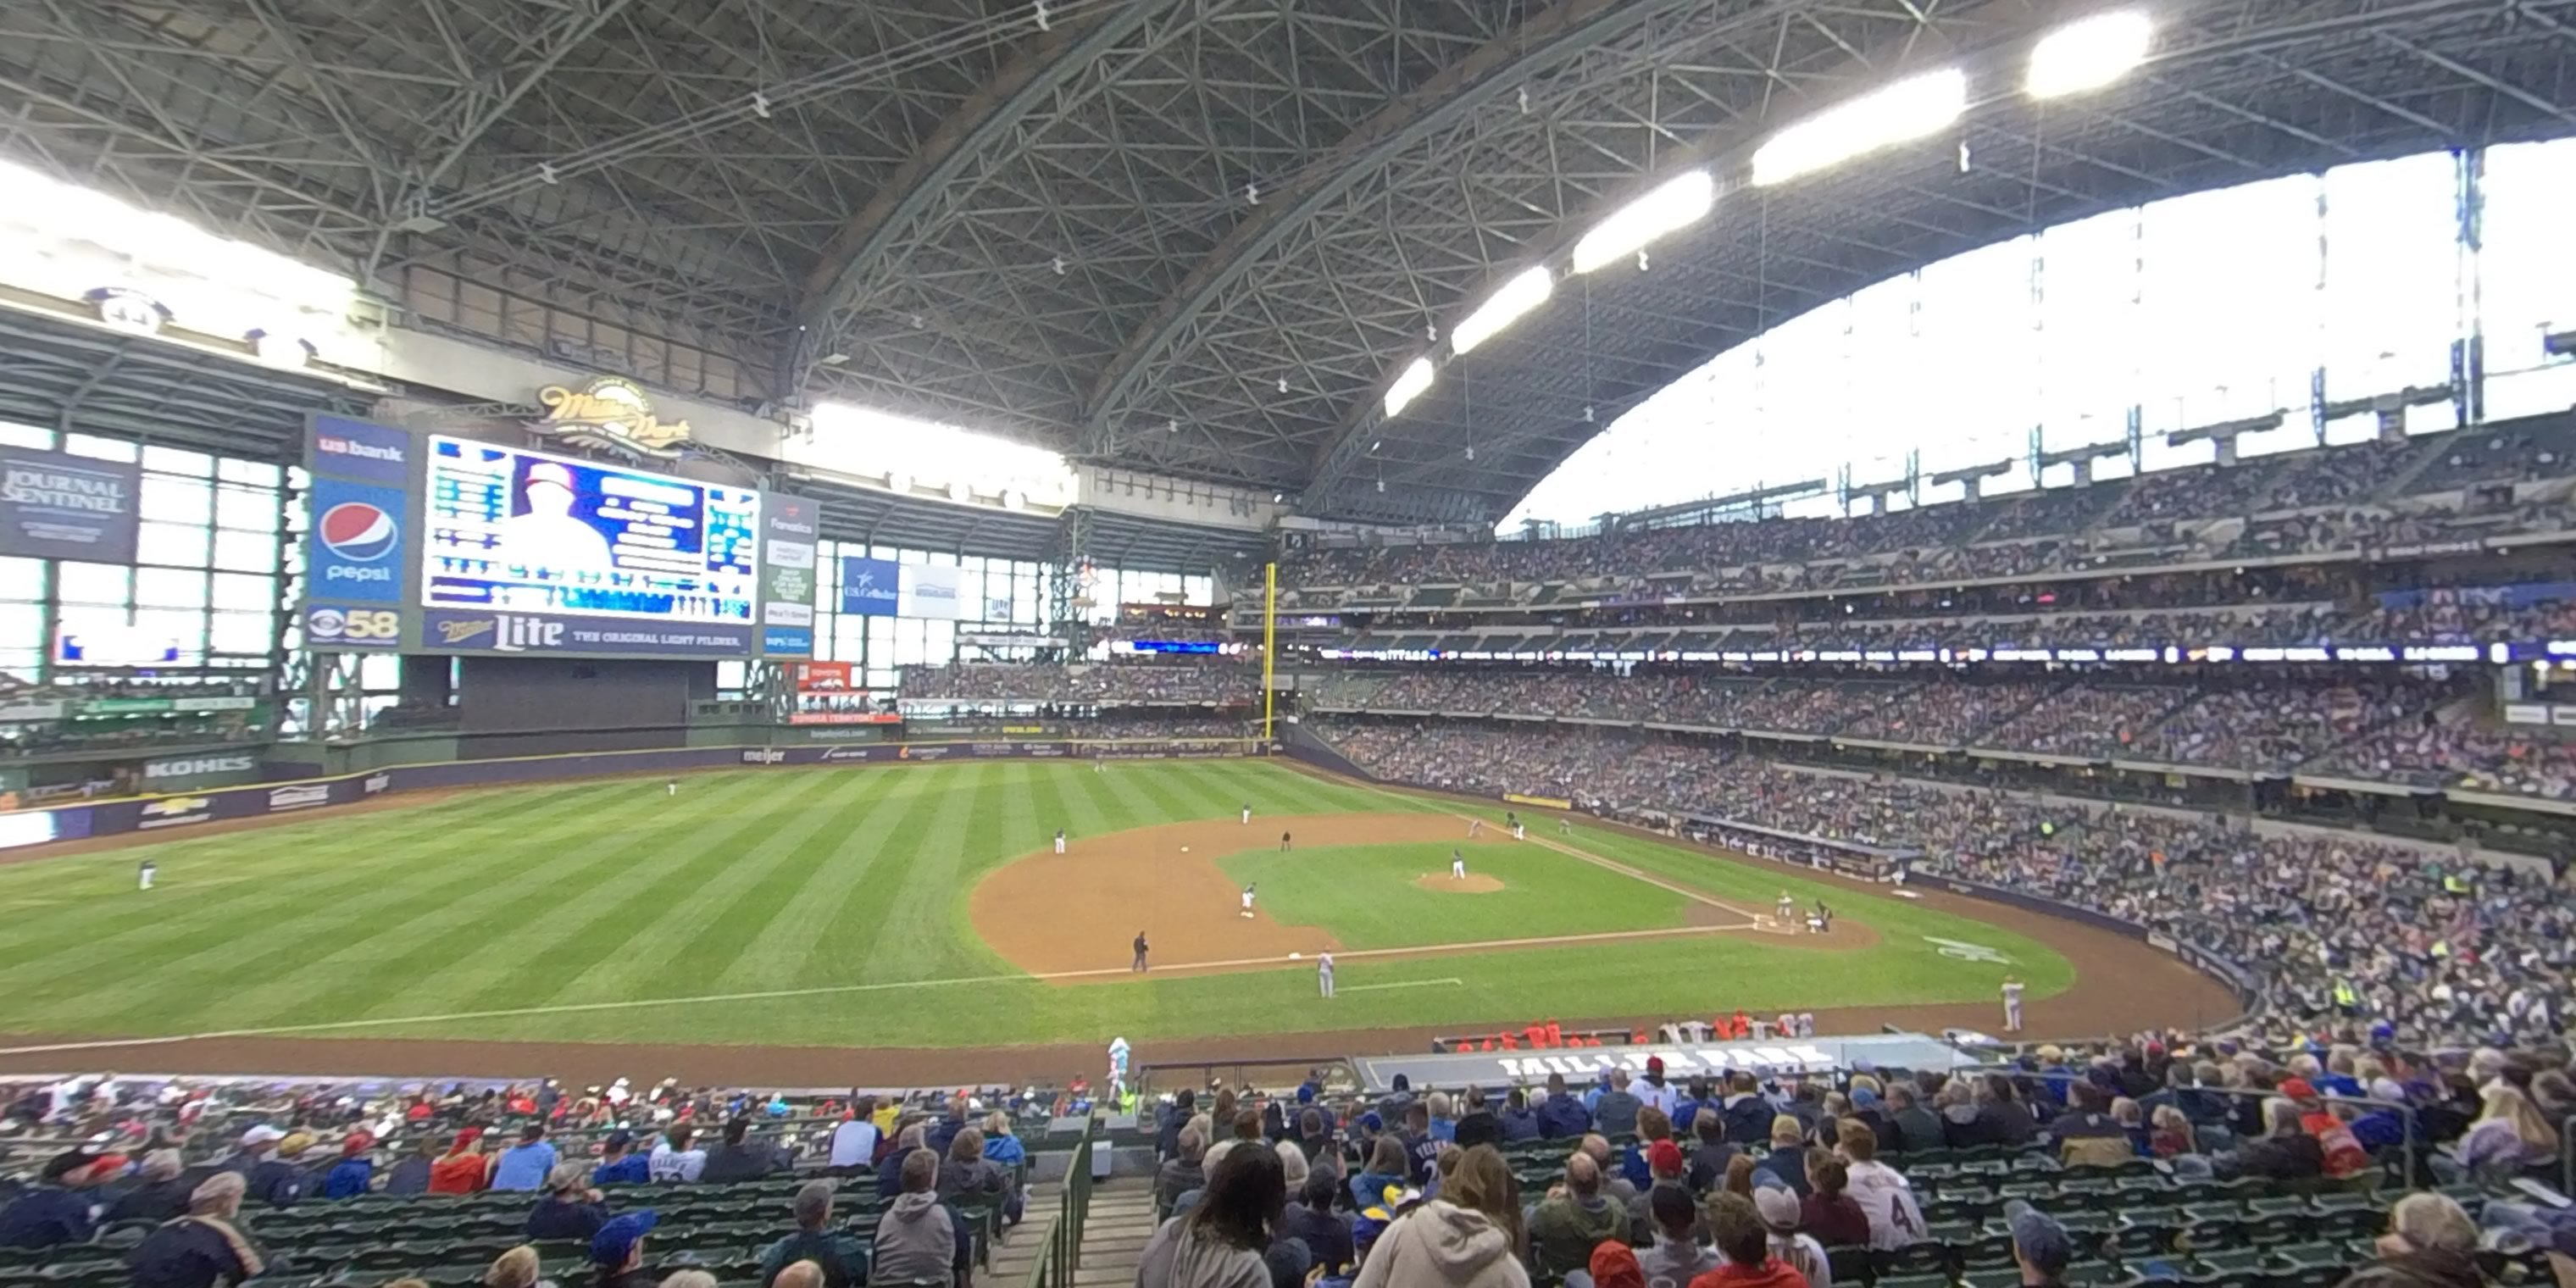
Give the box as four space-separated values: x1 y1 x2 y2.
422 436 759 625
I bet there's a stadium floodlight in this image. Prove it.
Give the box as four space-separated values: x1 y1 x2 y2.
1750 68 1968 186
2027 10 2153 98
1384 357 1435 418
1451 266 1555 356
1571 170 1714 275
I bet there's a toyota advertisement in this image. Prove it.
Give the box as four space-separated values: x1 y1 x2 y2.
302 414 813 660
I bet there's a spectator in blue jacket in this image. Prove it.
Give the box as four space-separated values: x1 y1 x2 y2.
1499 1088 1542 1142
980 1113 1027 1168
321 1134 376 1200
0 1151 104 1249
1720 1073 1776 1145
592 1131 651 1187
1537 1073 1594 1139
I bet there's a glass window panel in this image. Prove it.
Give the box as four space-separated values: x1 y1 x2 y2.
213 573 275 611
924 618 953 663
135 567 208 608
360 653 399 688
0 651 42 683
140 475 212 526
0 558 41 600
56 606 129 645
214 486 280 532
2137 175 2317 430
2321 153 2457 397
2479 138 2576 418
63 434 136 463
716 660 745 691
219 458 281 487
209 612 271 656
57 562 130 606
130 608 203 653
0 604 41 647
142 446 214 478
213 529 276 572
137 522 211 568
0 422 52 450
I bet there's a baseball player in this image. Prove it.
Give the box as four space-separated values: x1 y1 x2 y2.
1451 849 1467 880
2001 976 2025 1032
1513 820 1525 840
1557 816 1572 836
1130 931 1149 973
137 858 156 891
1280 830 1292 852
665 778 678 797
1776 891 1796 924
1467 818 1482 838
1241 802 1252 824
1054 828 1067 855
1317 951 1335 998
1239 883 1257 918
1796 1012 1816 1038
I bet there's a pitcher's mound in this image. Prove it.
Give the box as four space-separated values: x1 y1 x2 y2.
1417 873 1506 894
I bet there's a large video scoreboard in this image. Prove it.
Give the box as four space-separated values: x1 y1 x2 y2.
302 414 815 660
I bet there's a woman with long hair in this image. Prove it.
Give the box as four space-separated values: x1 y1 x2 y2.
2457 1083 2559 1178
1352 1145 1528 1288
1137 1138 1286 1288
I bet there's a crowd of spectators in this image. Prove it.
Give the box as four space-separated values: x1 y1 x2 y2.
1275 425 2576 604
1319 716 2573 1046
898 663 1256 705
1310 670 2485 780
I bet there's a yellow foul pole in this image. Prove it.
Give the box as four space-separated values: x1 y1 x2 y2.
1262 560 1278 744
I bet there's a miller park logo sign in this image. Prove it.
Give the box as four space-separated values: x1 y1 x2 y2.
530 377 692 459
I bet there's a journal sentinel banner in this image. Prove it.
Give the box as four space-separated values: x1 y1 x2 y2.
0 447 139 563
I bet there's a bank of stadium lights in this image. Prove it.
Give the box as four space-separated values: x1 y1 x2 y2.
1570 170 1715 275
1384 357 1435 418
2026 10 2154 98
1450 266 1554 357
1749 68 1968 186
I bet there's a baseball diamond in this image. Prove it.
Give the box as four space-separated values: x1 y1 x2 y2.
0 758 2246 1085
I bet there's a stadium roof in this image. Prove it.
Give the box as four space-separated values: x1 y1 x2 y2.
5 0 2573 525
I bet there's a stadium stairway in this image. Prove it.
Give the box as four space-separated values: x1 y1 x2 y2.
1066 1178 1158 1287
980 1179 1058 1285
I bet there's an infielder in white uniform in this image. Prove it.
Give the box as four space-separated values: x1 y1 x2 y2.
1318 952 1335 998
1241 803 1252 824
666 779 678 797
137 859 155 891
2001 977 2026 1032
1451 849 1467 880
1239 883 1257 919
1053 829 1067 855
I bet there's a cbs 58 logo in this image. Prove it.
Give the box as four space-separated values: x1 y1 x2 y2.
308 607 400 644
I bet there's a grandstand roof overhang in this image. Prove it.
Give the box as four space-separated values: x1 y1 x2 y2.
7 0 2573 525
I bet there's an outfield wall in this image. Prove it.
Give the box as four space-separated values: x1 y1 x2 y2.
0 738 1262 852
1281 733 2263 1033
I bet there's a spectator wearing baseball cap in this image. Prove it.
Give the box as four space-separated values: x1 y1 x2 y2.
128 1173 264 1288
430 1127 493 1194
526 1163 612 1243
1639 1181 1720 1285
243 1132 309 1208
2343 1192 2482 1288
321 1131 377 1200
593 1130 650 1187
1577 1241 1646 1288
1629 1138 1698 1245
0 1150 108 1249
106 1150 194 1224
491 1123 560 1191
589 1211 660 1288
1753 1183 1829 1288
2004 1200 2073 1288
1693 1190 1813 1288
1751 1118 1812 1197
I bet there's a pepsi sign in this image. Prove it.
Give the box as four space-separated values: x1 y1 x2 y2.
308 478 406 603
308 415 411 484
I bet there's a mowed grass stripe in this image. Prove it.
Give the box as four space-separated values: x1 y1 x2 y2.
530 770 866 1008
0 780 601 976
719 769 941 991
0 781 641 1019
611 770 906 1000
854 763 997 981
351 774 846 1020
84 774 811 1032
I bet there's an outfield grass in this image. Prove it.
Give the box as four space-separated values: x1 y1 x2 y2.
1216 842 1693 949
0 762 2070 1048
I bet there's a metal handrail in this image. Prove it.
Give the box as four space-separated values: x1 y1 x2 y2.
1023 1125 1096 1288
2562 1112 2574 1196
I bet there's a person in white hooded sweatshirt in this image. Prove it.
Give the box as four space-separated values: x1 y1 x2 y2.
1137 1142 1284 1288
1354 1144 1530 1288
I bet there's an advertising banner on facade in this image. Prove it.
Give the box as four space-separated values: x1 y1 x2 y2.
840 557 900 616
0 447 139 563
758 492 818 657
897 563 966 619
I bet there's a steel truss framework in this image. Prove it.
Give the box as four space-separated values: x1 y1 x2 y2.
5 0 2574 526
